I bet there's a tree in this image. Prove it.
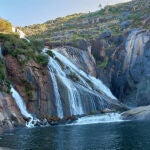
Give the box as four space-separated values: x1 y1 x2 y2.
98 4 102 10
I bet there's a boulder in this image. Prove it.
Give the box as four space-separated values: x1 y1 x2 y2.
122 105 150 120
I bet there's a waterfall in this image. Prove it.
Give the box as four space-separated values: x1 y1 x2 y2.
11 87 32 119
12 27 30 42
17 29 26 39
11 86 39 128
48 57 84 116
44 48 120 118
0 46 2 56
53 50 117 100
49 72 64 118
0 46 3 58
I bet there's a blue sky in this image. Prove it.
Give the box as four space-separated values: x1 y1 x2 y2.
0 0 130 26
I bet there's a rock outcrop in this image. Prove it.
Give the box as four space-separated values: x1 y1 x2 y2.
0 92 24 133
109 29 150 106
4 55 55 119
56 46 96 76
122 105 150 120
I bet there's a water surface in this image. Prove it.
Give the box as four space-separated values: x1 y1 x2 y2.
0 121 150 150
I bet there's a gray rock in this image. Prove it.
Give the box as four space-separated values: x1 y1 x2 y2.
121 11 130 19
110 29 150 106
120 20 133 29
56 46 96 76
0 92 24 133
122 105 150 120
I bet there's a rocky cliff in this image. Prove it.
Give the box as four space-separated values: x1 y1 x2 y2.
108 29 150 106
0 92 24 133
4 55 55 119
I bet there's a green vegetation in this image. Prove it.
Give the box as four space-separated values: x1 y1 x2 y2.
21 79 34 99
0 58 10 92
35 54 49 67
55 57 65 69
97 57 108 68
0 18 12 33
68 72 80 82
18 0 148 46
46 50 54 57
0 33 45 65
0 33 46 92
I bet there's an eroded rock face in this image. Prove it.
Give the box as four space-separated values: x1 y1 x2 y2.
109 29 150 106
0 92 24 133
56 46 96 76
4 55 55 119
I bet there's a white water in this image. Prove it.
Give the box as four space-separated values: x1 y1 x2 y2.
17 29 26 39
48 57 84 116
0 46 2 55
43 48 119 117
49 72 64 118
14 28 30 43
11 86 39 128
52 50 117 100
11 87 32 119
69 113 123 125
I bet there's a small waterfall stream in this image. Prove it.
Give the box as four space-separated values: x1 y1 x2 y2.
11 86 39 128
49 72 64 118
0 46 2 57
44 48 120 118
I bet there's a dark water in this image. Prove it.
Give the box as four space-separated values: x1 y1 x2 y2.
0 121 150 150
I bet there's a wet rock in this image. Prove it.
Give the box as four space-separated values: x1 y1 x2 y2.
142 16 150 26
0 92 24 133
101 108 115 113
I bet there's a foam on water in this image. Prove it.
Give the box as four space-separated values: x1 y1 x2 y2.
69 113 124 125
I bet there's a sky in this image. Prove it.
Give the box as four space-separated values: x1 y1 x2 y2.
0 0 131 26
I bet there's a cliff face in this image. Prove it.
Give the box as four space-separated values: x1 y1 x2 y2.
3 46 100 119
4 55 55 119
108 29 150 106
0 92 24 133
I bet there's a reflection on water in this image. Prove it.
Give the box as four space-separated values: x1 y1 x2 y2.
0 121 150 150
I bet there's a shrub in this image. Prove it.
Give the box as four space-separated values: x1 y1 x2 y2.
97 57 108 68
68 72 80 82
0 18 12 33
47 50 54 57
35 54 49 66
0 58 10 92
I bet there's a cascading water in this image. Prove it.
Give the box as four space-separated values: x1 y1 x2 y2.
0 46 2 57
69 113 123 125
44 48 121 118
14 28 30 43
11 86 39 128
49 72 64 118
